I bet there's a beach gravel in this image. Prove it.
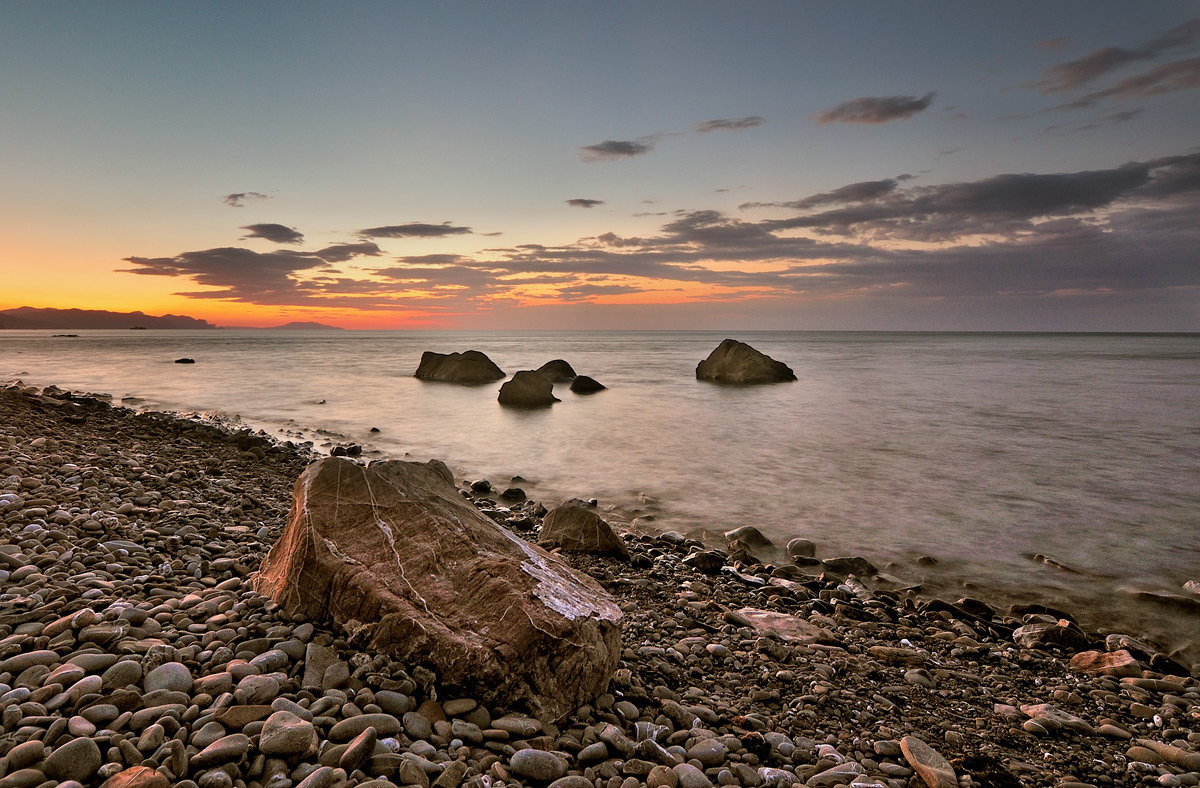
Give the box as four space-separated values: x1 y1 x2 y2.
0 382 1198 788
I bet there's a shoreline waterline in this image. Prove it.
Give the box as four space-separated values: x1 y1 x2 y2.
5 375 1198 672
4 380 1199 787
3 328 1198 664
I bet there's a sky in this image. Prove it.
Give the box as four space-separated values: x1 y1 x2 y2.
1 1 1198 330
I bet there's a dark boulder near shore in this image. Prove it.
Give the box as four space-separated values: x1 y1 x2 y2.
413 349 505 384
696 338 796 384
498 370 559 408
540 501 630 558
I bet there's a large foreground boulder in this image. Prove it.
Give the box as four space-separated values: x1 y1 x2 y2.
696 339 796 384
498 370 559 408
414 350 505 384
253 457 622 720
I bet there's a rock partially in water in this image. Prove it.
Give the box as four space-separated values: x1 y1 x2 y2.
821 556 878 577
414 350 505 384
253 457 622 720
786 537 815 559
540 502 629 558
536 359 577 382
570 375 607 394
695 339 795 385
724 525 773 552
498 370 560 408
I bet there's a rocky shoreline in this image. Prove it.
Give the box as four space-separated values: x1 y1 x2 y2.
1 383 1198 788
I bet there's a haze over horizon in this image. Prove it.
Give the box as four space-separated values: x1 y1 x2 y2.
2 2 1198 331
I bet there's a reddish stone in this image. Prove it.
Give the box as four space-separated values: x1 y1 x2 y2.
101 766 170 788
1069 649 1142 677
900 736 957 788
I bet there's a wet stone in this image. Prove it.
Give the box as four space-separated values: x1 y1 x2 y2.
510 748 568 781
44 737 103 783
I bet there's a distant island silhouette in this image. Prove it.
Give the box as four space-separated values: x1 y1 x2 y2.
0 308 345 331
222 321 346 330
0 307 216 330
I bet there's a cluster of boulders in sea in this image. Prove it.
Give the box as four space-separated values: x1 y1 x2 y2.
411 340 794 409
413 353 606 409
1 383 1199 788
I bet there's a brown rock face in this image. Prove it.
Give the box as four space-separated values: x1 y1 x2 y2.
695 339 796 384
540 503 629 557
498 370 559 408
1069 649 1142 677
253 457 622 720
414 350 505 384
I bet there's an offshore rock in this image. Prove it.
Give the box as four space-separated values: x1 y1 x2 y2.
498 370 560 408
536 359 578 382
695 339 796 385
570 375 606 394
253 457 622 720
540 502 629 557
414 350 505 385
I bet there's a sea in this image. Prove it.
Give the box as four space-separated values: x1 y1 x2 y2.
3 329 1199 663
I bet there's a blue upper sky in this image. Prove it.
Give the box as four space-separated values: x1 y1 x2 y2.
2 1 1198 329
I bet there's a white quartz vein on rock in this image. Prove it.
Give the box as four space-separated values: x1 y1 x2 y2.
498 527 621 622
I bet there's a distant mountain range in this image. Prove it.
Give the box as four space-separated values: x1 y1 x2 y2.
0 308 345 331
0 307 217 330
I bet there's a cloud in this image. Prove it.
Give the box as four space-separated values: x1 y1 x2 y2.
1037 17 1200 92
815 93 935 124
313 242 382 263
240 223 304 244
1068 56 1200 107
123 150 1200 328
555 284 644 301
695 116 764 133
223 192 270 207
566 198 605 208
579 139 655 161
357 222 472 238
121 247 328 301
741 179 901 211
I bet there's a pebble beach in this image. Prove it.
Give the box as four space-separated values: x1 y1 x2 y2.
1 382 1198 788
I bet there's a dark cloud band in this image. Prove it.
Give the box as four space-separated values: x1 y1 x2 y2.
357 223 472 238
223 192 270 207
816 93 934 124
579 139 655 160
240 223 304 244
695 116 764 133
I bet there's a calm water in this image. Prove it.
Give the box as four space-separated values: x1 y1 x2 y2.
4 330 1199 662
